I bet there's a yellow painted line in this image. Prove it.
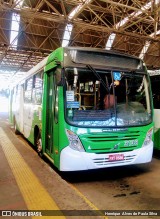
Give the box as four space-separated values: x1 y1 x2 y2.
69 183 108 219
0 128 65 219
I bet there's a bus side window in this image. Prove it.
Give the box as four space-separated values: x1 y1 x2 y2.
33 72 43 104
24 77 33 103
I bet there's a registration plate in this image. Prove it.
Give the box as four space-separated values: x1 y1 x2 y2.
109 154 124 161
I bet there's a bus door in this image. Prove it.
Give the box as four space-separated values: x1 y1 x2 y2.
45 71 56 156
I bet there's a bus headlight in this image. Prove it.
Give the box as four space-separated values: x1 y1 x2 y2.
143 128 153 147
66 129 85 152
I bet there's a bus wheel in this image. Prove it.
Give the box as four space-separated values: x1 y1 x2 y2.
35 132 42 157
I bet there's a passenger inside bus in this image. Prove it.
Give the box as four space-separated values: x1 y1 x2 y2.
103 94 115 109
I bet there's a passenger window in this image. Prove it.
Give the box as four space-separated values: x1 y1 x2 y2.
33 72 43 104
24 77 33 103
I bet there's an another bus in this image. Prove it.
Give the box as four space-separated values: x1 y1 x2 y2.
9 47 154 171
150 74 160 150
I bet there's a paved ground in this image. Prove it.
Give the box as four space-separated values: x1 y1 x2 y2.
0 96 160 219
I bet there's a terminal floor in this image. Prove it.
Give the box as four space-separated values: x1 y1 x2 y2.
1 112 160 219
0 113 102 219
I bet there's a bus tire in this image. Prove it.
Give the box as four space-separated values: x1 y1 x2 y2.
34 129 43 157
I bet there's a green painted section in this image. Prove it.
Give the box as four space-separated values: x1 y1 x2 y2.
41 47 65 168
42 73 48 154
154 129 160 150
42 73 68 169
44 47 64 72
55 87 68 169
64 123 154 153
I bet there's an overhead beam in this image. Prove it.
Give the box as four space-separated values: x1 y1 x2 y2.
99 0 141 12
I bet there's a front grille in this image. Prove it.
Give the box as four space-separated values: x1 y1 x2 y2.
80 131 142 153
87 131 140 142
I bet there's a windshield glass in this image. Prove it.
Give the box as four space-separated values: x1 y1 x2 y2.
65 67 152 127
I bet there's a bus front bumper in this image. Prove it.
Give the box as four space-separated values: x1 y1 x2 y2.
60 143 153 171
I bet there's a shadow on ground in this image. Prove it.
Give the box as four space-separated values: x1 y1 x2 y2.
60 163 152 183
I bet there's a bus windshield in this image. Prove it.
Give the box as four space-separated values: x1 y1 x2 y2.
65 67 152 127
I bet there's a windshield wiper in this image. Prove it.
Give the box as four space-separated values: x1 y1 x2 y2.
86 64 109 92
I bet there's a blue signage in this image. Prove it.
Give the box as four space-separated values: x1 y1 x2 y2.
113 71 121 81
67 101 80 108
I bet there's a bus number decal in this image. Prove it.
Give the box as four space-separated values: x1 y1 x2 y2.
124 140 138 147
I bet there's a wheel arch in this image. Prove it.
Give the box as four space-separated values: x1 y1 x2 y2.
34 125 43 156
34 125 40 144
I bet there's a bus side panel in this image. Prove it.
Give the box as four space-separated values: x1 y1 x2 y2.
9 89 14 124
154 109 160 150
23 103 34 139
42 73 48 154
19 85 24 133
42 73 68 170
52 86 59 168
14 85 24 133
42 71 60 167
54 87 69 169
26 105 42 145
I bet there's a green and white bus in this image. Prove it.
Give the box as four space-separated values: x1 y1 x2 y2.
150 74 160 150
9 47 154 171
